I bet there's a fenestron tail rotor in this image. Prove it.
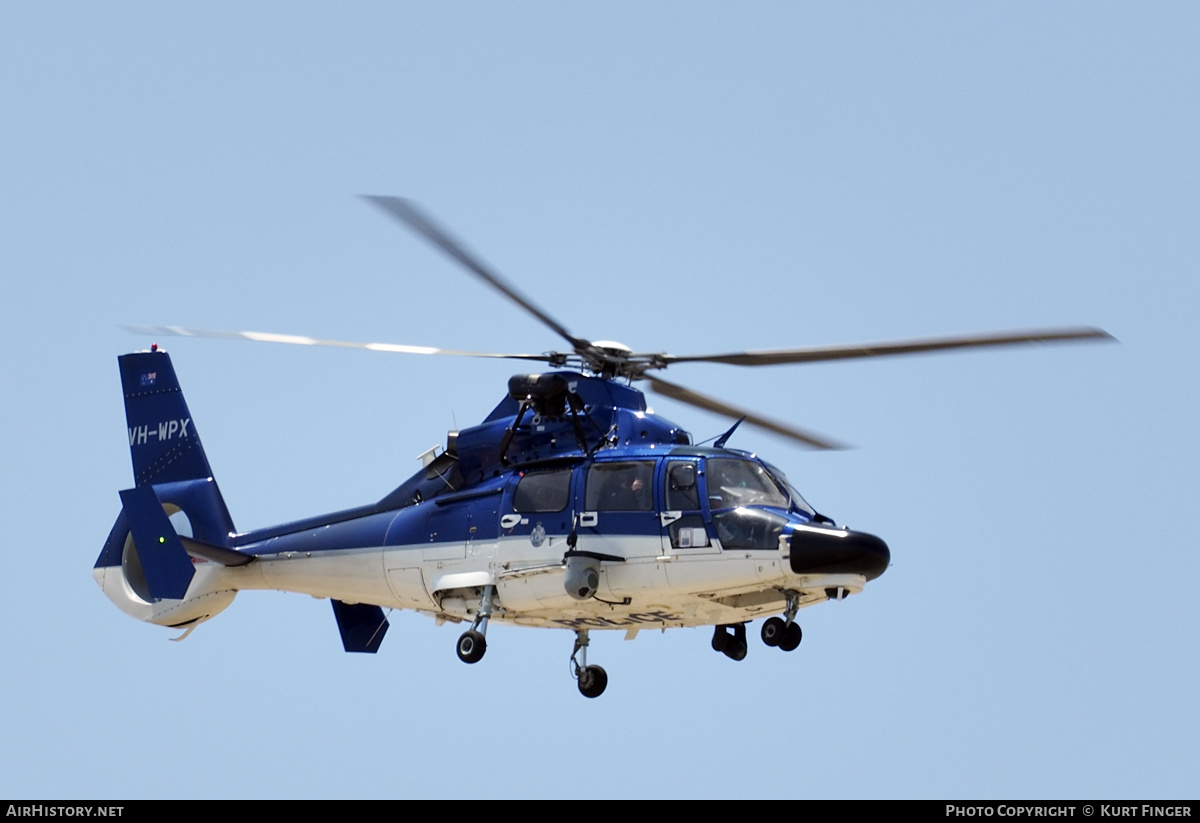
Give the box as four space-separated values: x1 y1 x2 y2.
123 196 1114 448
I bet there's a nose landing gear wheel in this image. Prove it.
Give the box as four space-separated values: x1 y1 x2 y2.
766 590 804 653
577 665 608 698
761 617 786 647
779 621 802 652
456 629 487 663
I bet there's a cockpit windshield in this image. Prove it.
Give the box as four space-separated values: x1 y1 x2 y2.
760 461 817 518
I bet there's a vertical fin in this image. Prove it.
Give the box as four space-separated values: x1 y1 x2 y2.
331 600 390 653
119 350 213 487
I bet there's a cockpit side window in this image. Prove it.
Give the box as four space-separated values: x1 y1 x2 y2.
585 461 655 511
705 458 789 510
713 508 788 550
513 468 572 513
665 461 700 510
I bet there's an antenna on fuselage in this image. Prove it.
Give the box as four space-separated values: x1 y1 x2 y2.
713 416 746 449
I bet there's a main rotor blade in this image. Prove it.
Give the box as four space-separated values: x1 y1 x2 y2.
646 376 845 450
122 325 558 362
363 196 590 352
658 327 1115 368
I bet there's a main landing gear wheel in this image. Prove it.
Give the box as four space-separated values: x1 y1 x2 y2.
456 629 487 663
570 629 608 698
577 665 608 698
712 624 748 661
455 584 495 664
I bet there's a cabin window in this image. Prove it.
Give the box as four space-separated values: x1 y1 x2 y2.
513 468 572 513
585 461 655 511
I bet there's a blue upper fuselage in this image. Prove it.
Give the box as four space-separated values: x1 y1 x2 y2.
225 372 826 558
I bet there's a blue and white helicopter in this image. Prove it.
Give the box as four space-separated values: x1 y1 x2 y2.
96 197 1112 697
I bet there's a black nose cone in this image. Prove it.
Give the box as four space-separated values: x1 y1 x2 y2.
788 525 890 581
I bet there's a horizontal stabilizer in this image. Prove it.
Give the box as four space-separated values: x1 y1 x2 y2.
331 600 389 653
180 538 255 567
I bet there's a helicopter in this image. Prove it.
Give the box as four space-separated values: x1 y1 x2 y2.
95 196 1113 698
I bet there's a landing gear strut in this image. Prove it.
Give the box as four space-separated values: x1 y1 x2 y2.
761 590 803 652
570 629 608 698
456 584 495 664
711 623 748 661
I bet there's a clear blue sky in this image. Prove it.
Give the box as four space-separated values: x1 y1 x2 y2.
2 2 1196 799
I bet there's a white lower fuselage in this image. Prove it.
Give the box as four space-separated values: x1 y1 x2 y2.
108 534 866 632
